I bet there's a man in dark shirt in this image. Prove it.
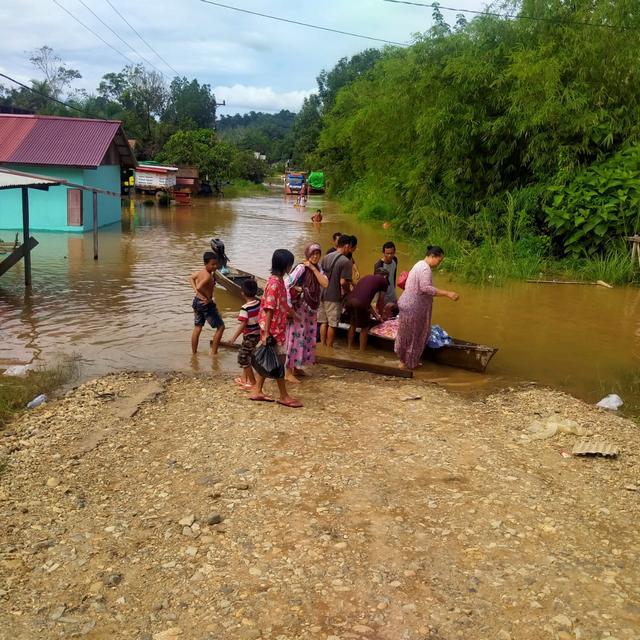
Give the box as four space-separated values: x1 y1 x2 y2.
344 269 389 351
318 234 353 347
373 241 398 305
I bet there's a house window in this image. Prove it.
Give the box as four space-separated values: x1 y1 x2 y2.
67 189 83 226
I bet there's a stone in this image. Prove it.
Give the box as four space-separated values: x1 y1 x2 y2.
552 614 572 629
178 515 195 527
206 513 223 525
497 631 511 640
334 542 347 550
46 477 61 488
103 572 123 587
152 628 183 640
185 546 198 557
50 605 66 620
353 624 374 634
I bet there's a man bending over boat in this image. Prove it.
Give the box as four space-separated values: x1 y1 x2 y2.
189 251 225 354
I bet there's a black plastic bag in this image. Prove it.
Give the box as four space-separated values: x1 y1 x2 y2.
251 336 284 379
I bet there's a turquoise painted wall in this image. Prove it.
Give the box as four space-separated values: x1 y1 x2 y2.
82 165 121 228
0 164 122 232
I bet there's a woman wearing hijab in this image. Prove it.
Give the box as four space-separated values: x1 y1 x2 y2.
395 246 459 370
285 243 329 382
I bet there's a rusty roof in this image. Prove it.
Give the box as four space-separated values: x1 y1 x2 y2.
0 114 136 169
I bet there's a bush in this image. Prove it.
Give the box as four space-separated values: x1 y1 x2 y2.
545 145 640 258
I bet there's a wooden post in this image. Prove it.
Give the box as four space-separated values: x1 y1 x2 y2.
21 187 31 287
92 190 98 260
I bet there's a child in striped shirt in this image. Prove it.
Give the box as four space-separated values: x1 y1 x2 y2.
227 279 261 389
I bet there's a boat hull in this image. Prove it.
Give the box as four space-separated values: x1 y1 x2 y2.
338 324 497 373
214 267 266 297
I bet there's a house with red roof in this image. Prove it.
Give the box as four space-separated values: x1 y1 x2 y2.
0 114 136 232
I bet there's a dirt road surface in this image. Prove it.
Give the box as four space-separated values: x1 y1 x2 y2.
1 371 638 639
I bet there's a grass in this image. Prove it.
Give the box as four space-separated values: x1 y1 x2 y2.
223 179 269 198
0 358 78 430
346 189 639 286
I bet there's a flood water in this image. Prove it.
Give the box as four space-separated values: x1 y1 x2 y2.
1 193 639 414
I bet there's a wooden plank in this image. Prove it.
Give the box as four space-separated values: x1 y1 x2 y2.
0 236 39 279
526 279 613 288
216 341 412 378
315 354 413 378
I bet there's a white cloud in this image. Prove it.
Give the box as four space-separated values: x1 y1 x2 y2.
214 84 314 113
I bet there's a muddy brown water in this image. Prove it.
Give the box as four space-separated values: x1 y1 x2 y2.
1 193 639 414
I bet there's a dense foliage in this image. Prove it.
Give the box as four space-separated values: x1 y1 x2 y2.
217 110 295 162
299 1 640 279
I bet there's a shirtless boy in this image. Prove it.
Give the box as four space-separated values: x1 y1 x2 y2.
189 251 225 354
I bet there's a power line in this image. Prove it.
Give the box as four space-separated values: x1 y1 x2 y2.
104 0 181 78
0 72 105 119
383 0 631 31
199 0 408 47
51 0 136 66
75 0 168 77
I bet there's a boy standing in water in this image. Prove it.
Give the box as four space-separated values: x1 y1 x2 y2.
189 251 225 354
227 279 261 389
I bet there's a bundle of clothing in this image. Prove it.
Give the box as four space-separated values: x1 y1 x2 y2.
368 318 452 349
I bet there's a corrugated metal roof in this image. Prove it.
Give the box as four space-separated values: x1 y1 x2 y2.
0 114 136 169
0 168 61 190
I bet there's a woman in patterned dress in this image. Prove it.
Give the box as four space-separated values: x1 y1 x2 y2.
285 243 328 383
250 249 303 407
395 246 459 370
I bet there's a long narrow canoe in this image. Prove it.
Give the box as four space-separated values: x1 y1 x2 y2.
337 323 498 374
214 266 266 297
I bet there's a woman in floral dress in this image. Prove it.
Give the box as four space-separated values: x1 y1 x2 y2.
285 243 328 383
395 246 459 370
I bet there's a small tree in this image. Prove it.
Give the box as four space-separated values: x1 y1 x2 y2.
157 129 233 182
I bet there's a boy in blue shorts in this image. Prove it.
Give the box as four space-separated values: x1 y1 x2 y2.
189 251 225 354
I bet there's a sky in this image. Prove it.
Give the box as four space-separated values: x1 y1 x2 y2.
0 0 489 115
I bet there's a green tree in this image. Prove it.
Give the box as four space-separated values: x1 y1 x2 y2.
162 77 216 130
29 45 81 100
156 129 233 182
98 65 168 157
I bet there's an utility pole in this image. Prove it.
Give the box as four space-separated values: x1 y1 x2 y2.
212 100 226 131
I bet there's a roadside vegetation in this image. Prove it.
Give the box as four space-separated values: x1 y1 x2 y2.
293 0 640 285
0 359 78 430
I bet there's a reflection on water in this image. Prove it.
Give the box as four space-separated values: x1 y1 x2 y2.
1 193 639 412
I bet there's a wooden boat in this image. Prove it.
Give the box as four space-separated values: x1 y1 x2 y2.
212 261 498 373
336 322 498 373
214 266 266 297
0 233 19 254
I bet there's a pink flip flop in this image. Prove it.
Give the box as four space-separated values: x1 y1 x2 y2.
249 394 275 403
276 398 303 409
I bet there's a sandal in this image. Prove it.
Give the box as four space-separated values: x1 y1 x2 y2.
234 377 253 389
276 398 303 409
249 394 275 402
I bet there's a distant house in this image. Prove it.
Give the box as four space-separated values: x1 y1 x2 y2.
134 161 178 194
0 114 136 232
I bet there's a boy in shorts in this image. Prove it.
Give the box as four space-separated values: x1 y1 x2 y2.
189 251 225 354
226 279 261 389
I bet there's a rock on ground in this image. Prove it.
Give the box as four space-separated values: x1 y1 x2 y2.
0 370 639 639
